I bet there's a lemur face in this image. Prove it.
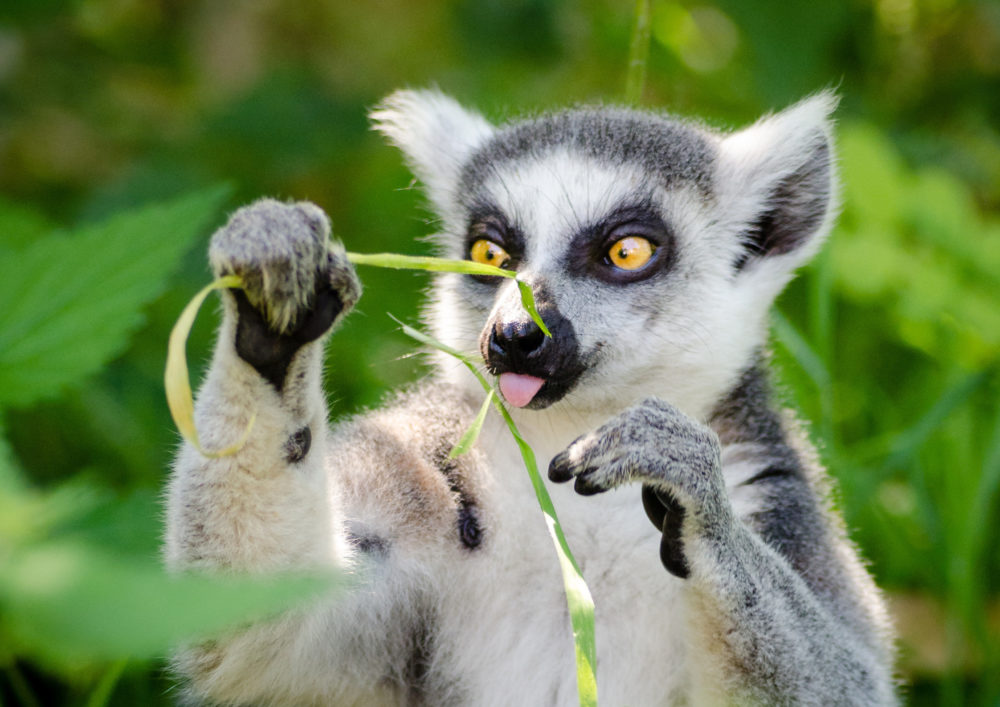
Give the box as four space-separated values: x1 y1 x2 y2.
458 145 714 412
373 91 836 417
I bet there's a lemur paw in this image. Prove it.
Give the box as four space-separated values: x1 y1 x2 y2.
209 199 360 334
208 199 361 389
548 398 730 577
548 398 728 520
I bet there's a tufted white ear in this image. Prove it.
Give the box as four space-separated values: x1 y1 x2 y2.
717 91 839 272
371 89 495 219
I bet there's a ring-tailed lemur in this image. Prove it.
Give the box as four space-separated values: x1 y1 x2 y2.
165 89 897 705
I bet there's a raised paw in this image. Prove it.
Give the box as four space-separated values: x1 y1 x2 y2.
209 199 361 389
209 199 360 334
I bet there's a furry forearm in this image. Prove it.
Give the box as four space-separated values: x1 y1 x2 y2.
164 305 340 573
684 523 896 706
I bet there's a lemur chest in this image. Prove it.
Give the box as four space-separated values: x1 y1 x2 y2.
431 432 688 705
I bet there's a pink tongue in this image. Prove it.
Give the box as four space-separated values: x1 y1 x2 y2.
498 373 545 408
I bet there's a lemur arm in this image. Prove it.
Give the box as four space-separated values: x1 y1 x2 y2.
548 398 896 706
164 200 430 705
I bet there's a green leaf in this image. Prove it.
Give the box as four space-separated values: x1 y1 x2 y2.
0 541 345 664
838 124 905 229
395 319 597 707
0 187 229 408
449 389 494 459
0 197 55 252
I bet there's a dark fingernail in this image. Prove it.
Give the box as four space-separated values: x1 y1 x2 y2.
574 475 606 496
548 454 572 483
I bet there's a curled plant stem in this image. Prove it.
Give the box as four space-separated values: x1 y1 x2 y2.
164 275 256 458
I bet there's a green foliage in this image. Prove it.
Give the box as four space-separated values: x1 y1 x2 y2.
0 191 344 704
0 189 229 408
771 118 1000 704
0 198 55 254
2 540 337 666
833 124 1000 368
1 0 998 703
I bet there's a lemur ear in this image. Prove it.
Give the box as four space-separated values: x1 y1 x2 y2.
717 92 838 271
371 89 495 217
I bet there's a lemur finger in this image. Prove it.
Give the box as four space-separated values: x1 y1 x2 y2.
324 243 362 324
573 473 609 496
641 485 691 577
547 447 576 483
641 484 668 529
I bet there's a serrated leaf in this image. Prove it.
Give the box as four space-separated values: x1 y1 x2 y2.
0 541 345 664
0 187 229 408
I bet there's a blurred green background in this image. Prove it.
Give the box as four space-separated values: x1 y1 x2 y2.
0 0 998 704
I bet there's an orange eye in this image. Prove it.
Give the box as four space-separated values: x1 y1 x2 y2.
470 239 511 269
608 236 655 271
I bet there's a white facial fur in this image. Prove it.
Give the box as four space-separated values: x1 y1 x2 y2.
373 90 837 420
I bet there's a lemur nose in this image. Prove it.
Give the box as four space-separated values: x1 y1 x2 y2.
490 319 546 361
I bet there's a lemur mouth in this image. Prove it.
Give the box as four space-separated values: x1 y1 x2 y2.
482 332 588 411
480 289 587 410
498 373 545 408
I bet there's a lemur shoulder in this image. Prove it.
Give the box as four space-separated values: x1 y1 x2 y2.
165 89 897 705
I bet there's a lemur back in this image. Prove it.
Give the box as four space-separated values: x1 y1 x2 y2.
165 90 896 705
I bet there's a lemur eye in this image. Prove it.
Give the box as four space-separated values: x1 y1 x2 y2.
470 239 512 269
607 236 655 271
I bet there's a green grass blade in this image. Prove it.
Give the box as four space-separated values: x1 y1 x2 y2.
884 370 988 470
346 251 515 278
771 309 830 390
772 308 834 444
625 0 651 105
85 658 128 707
449 389 494 459
489 401 597 706
516 279 552 337
395 318 597 707
348 251 550 337
164 275 256 458
2 662 41 707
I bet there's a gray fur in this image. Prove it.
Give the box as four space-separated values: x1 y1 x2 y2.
167 91 896 706
462 108 717 202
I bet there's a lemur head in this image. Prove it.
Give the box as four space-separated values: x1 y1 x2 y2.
372 90 836 418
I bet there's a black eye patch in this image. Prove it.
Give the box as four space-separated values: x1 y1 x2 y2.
463 205 526 284
564 203 675 284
